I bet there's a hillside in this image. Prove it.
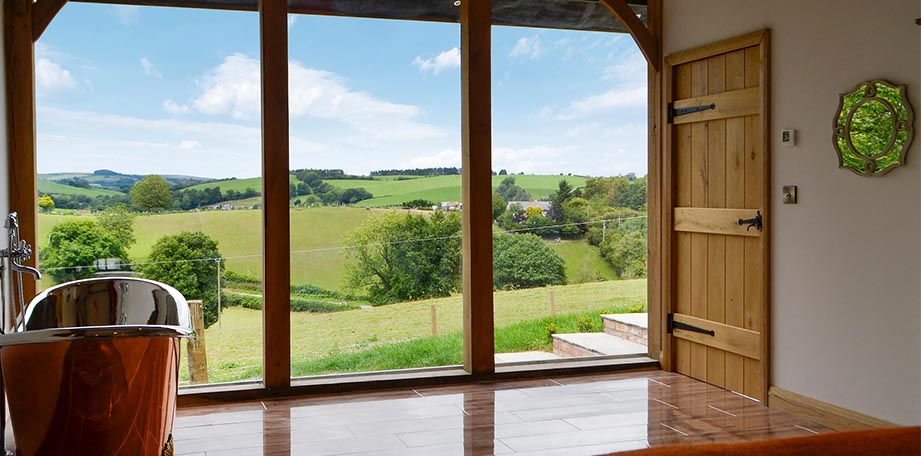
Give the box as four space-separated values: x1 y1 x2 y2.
183 175 298 193
40 169 212 192
38 179 125 197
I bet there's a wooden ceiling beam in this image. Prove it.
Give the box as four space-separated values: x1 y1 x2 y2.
599 0 660 71
32 0 69 42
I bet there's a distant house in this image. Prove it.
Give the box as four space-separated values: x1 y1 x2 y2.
507 201 551 215
440 201 462 211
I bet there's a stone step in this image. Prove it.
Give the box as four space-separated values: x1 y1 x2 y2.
602 313 648 346
551 332 647 358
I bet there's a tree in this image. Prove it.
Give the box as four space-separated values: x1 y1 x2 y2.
40 220 129 283
491 193 507 220
340 187 373 204
498 169 508 175
142 232 223 327
548 179 576 221
38 194 55 212
343 211 462 304
495 177 531 202
130 174 172 210
96 203 136 249
493 233 566 289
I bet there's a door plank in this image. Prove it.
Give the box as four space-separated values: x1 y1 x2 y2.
723 48 746 394
689 58 709 382
672 313 760 360
671 87 759 124
674 62 693 376
674 208 760 237
706 53 726 388
743 44 763 400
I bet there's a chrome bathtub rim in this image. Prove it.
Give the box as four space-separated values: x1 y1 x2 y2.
0 325 195 347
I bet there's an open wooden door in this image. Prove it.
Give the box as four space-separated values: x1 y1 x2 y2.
663 30 770 401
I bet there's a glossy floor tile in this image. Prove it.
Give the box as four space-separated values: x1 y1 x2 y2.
174 370 832 456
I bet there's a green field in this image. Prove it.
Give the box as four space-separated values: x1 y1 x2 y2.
183 175 298 193
328 174 587 207
548 240 618 283
180 279 647 383
37 207 375 291
38 179 124 197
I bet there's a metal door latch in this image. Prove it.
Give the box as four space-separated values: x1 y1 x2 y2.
738 211 763 232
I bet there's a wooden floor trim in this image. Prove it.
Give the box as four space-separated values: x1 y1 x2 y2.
768 386 897 431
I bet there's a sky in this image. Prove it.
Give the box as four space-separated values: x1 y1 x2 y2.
36 4 648 179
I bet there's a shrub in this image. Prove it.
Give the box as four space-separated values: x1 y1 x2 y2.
142 232 222 327
40 220 129 284
493 233 566 290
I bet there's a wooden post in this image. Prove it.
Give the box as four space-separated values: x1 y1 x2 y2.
187 300 208 384
430 304 437 336
259 0 291 389
461 0 494 375
5 0 38 305
549 290 556 316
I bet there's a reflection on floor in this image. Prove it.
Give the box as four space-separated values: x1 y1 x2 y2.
174 370 831 456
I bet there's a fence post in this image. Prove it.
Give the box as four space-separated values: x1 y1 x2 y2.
431 304 438 336
549 290 556 316
187 299 208 384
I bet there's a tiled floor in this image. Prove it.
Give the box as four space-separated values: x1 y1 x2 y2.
174 370 832 456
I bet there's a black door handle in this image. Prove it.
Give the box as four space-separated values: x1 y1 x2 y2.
738 211 762 232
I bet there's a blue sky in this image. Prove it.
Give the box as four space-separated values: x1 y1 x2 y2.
36 4 647 179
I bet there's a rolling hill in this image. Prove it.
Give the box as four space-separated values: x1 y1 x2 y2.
38 179 125 197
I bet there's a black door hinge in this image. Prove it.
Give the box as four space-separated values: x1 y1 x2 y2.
667 102 716 124
667 313 715 337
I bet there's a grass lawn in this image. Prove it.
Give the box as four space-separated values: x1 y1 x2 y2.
183 175 298 193
179 279 646 383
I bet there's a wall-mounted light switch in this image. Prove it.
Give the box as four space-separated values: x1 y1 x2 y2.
781 129 796 147
782 186 797 204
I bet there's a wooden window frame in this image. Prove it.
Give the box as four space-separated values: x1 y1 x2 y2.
5 0 665 400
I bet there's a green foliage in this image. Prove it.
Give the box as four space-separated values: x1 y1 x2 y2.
142 232 222 327
520 212 558 237
582 174 647 211
222 293 357 313
599 218 648 279
340 187 373 205
40 220 129 284
495 177 531 202
560 197 589 236
96 204 136 249
544 322 559 343
497 203 525 231
491 192 507 220
38 194 55 212
576 315 595 332
493 233 566 290
402 199 435 210
343 211 462 304
130 174 173 211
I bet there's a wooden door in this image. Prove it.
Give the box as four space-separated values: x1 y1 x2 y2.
664 30 770 401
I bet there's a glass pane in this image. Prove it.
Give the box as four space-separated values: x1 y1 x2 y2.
491 27 648 364
35 4 264 385
288 16 463 377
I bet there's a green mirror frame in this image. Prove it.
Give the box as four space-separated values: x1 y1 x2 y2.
833 80 914 176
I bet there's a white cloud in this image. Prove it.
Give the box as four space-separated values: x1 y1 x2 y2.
35 58 77 92
508 35 542 60
557 86 646 120
163 99 189 114
563 122 603 137
190 53 441 140
492 145 577 175
398 149 460 169
411 47 460 75
532 106 552 119
140 57 162 79
111 5 140 26
178 140 201 149
601 52 647 84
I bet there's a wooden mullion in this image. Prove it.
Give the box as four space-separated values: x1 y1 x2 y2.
645 0 663 363
259 0 290 389
5 0 38 305
460 0 494 374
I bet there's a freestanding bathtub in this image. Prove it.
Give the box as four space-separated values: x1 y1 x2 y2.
0 277 194 456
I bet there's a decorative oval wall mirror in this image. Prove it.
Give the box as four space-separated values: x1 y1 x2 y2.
833 80 914 176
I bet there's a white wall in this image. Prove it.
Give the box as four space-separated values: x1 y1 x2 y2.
664 0 921 425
